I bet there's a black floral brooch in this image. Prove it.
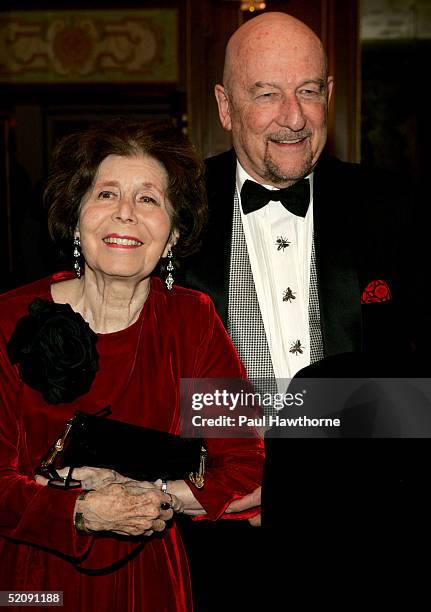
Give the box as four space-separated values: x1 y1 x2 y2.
7 298 99 404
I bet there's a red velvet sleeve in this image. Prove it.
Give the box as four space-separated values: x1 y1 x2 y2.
184 296 264 520
0 333 93 559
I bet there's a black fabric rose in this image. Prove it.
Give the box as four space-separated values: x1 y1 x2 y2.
7 298 99 404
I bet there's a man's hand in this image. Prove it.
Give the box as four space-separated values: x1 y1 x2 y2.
225 486 261 527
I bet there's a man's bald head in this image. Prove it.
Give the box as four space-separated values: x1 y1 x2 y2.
215 12 333 187
223 12 327 93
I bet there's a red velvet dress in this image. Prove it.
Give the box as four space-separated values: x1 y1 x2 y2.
0 274 264 611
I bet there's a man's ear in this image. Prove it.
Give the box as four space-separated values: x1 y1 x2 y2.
327 76 334 105
214 84 232 132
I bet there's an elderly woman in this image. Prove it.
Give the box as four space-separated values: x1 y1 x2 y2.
0 120 263 611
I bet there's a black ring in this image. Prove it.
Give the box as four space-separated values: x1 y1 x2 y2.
161 502 171 510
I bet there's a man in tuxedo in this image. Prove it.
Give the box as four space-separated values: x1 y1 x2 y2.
184 10 413 514
181 10 423 607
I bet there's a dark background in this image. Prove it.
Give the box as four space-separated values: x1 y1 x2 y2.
0 0 428 291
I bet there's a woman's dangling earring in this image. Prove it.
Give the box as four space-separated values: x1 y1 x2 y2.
73 237 82 278
165 249 174 291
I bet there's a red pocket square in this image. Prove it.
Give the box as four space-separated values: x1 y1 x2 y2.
361 279 392 304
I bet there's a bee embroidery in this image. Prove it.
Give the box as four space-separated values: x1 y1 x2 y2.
289 340 303 355
282 287 296 302
276 236 290 251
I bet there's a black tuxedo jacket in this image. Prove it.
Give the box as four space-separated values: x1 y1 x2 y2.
183 148 412 356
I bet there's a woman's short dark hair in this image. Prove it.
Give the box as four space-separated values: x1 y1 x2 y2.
45 118 207 261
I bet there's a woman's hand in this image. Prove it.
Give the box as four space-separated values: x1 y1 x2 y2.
35 466 131 490
154 479 207 517
75 483 173 536
123 479 185 513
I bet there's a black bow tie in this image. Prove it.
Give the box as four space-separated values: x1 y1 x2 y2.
240 178 310 217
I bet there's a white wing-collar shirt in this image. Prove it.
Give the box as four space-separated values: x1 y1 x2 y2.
236 162 314 383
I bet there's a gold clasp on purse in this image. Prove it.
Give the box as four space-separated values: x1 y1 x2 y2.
40 419 73 471
189 446 207 489
37 418 81 488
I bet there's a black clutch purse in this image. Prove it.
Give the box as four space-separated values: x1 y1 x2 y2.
37 407 207 490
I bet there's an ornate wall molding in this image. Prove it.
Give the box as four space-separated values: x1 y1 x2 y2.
0 9 178 83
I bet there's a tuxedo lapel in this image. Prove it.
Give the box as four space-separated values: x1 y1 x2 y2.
313 157 362 355
184 149 237 326
185 151 363 352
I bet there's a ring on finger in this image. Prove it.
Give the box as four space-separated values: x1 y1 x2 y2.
161 493 173 510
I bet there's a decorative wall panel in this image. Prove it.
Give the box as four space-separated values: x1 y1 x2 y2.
0 9 178 83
